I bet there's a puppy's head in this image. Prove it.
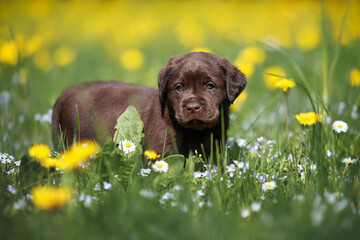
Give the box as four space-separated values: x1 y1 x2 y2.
158 52 246 130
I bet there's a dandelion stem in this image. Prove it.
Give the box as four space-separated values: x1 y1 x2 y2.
284 91 289 139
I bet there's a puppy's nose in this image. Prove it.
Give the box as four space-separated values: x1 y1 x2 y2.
185 102 201 113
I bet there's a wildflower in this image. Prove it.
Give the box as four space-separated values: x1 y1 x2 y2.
144 150 161 160
57 140 99 171
1 152 15 164
54 46 76 67
119 140 136 154
191 47 212 53
8 185 16 194
342 157 357 164
351 105 359 120
251 202 261 212
241 208 251 218
139 168 151 177
236 138 247 147
31 186 71 210
230 92 248 112
152 160 169 173
139 189 156 198
332 120 348 133
13 199 27 210
264 66 286 90
160 192 174 204
275 78 296 92
338 102 346 115
295 112 322 126
261 181 277 191
29 144 51 161
94 184 101 191
0 40 18 65
119 49 144 71
349 68 360 87
103 181 112 190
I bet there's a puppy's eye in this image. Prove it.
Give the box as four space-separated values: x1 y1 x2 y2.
206 83 216 90
175 85 184 92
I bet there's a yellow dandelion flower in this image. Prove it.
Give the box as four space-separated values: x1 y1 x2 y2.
294 23 320 52
295 112 322 126
29 144 51 161
144 150 161 160
0 41 19 66
191 47 212 53
275 78 296 92
42 157 61 168
238 46 266 65
230 91 248 112
31 186 71 210
119 49 144 71
264 66 286 90
350 68 360 87
24 35 43 57
54 46 76 67
58 140 99 171
234 59 255 78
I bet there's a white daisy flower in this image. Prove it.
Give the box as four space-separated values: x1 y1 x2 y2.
342 157 357 164
332 120 348 133
152 160 169 173
119 140 136 154
261 181 277 191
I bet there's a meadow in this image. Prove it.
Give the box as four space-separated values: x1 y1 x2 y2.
1 0 360 239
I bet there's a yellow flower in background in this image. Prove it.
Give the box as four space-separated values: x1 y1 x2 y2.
350 68 360 87
144 150 161 160
58 140 99 171
29 144 51 161
295 112 322 126
31 186 71 210
54 46 76 67
34 49 52 71
230 91 248 112
234 46 266 78
275 78 296 92
234 58 255 78
0 41 19 65
24 35 43 57
42 157 60 168
191 47 212 53
238 46 266 65
294 23 320 52
119 49 144 71
264 66 286 90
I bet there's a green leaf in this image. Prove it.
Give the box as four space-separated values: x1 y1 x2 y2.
113 106 144 145
158 154 185 187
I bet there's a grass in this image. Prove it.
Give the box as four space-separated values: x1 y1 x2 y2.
1 1 360 239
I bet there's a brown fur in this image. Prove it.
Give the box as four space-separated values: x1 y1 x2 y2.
52 52 246 157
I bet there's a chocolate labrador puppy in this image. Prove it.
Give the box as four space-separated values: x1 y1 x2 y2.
52 52 246 158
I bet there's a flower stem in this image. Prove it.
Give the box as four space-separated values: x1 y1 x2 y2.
284 91 289 139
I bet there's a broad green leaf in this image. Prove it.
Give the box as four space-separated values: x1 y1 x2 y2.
113 106 144 145
159 154 185 187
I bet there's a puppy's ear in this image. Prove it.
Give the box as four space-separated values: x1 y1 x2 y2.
158 66 172 115
220 59 247 103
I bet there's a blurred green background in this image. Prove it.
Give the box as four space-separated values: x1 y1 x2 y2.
0 0 359 154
